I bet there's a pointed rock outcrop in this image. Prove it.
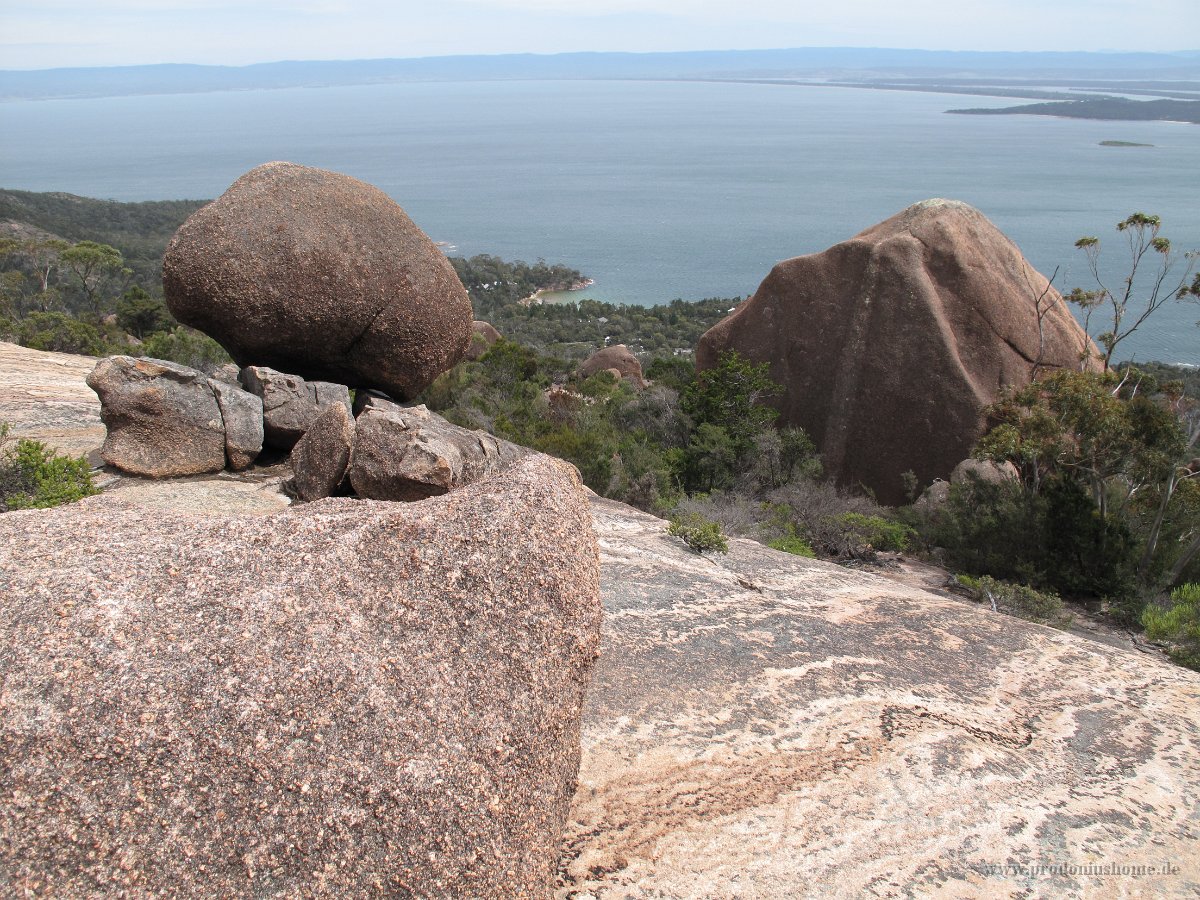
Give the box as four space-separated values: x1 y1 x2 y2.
696 200 1097 503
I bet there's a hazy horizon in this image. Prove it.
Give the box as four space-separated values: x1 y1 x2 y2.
4 45 1200 76
2 0 1199 71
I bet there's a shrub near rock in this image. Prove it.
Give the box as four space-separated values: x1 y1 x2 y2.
667 511 729 554
0 422 97 511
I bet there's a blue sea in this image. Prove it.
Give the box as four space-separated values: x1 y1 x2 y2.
1 79 1197 364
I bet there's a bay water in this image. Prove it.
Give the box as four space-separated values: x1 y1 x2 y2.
1 79 1197 363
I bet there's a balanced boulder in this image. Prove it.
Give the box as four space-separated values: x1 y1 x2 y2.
86 356 228 477
696 199 1095 504
578 344 646 388
239 365 351 451
163 162 473 400
0 455 602 898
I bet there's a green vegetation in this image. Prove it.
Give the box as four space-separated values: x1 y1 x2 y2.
955 574 1071 628
421 339 914 564
0 423 98 512
0 192 235 372
1143 583 1200 670
0 189 205 292
139 327 231 372
913 366 1199 630
449 254 586 314
1067 213 1199 370
831 513 915 557
667 511 730 554
949 97 1200 125
766 528 816 557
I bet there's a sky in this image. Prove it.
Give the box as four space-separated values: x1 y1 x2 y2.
1 0 1198 70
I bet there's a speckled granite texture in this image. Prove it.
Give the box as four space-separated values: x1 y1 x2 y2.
163 162 472 400
0 455 601 898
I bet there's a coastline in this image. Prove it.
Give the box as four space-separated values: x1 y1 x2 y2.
519 278 595 306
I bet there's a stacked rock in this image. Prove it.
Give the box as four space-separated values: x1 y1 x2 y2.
89 162 529 500
61 163 602 900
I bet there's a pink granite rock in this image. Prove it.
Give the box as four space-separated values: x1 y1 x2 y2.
0 455 601 898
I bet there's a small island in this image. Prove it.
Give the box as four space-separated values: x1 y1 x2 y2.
1099 140 1155 147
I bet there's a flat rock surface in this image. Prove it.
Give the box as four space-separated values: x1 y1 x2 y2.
0 341 104 458
563 498 1200 899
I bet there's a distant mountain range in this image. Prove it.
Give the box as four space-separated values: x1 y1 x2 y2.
3 47 1200 102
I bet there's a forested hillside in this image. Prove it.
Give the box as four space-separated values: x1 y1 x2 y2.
0 190 206 289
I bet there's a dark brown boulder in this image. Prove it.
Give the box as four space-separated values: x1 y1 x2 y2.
163 162 472 400
287 402 355 501
696 200 1097 504
465 320 502 360
578 344 646 388
0 455 601 898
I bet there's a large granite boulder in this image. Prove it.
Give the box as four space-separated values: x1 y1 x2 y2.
163 162 473 400
239 365 351 451
696 200 1097 504
86 356 227 477
348 404 530 502
578 344 646 388
0 455 602 898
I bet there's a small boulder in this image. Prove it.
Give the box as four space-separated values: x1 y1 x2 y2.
349 405 529 502
287 403 355 501
465 320 502 360
86 356 226 477
210 379 264 471
352 388 402 417
239 365 351 451
913 479 951 511
951 457 1019 486
577 345 646 388
163 162 473 399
